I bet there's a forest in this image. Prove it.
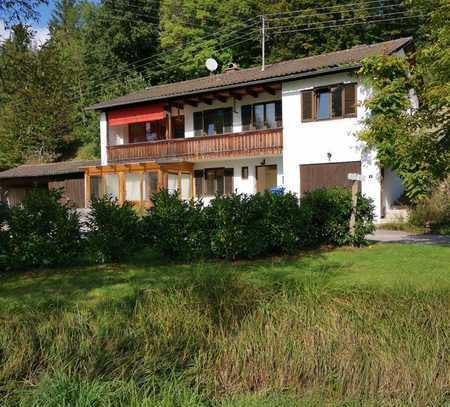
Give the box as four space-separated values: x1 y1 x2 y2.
0 0 448 171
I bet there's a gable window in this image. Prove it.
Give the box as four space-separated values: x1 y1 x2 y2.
194 168 234 196
302 83 357 122
193 107 233 136
241 101 282 131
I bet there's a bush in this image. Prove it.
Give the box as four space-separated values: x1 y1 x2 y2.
205 192 301 260
86 196 143 263
298 187 375 247
143 190 208 260
409 186 450 233
6 188 81 269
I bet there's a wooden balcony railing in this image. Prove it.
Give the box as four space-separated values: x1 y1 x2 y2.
107 128 283 163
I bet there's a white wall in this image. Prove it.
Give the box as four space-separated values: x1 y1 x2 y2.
184 91 282 138
193 156 283 203
281 71 382 219
100 112 108 166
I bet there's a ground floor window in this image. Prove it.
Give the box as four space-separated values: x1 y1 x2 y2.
105 173 119 200
90 175 103 199
194 168 234 197
125 173 141 201
144 172 158 201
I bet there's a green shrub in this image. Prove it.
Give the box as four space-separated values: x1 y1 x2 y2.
298 187 375 247
6 188 81 269
143 190 208 260
205 193 262 260
205 192 301 260
409 187 450 233
86 196 143 263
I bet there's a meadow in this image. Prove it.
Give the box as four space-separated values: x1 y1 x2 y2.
0 243 449 406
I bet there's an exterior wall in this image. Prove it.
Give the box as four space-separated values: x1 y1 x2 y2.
100 112 108 165
193 156 283 203
281 72 382 219
184 90 282 138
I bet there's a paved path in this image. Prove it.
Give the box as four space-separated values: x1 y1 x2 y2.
367 229 450 245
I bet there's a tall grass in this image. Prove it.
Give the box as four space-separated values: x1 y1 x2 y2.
0 267 448 406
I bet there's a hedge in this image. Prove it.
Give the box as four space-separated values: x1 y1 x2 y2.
0 186 375 269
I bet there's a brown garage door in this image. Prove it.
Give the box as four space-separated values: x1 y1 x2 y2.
300 161 361 195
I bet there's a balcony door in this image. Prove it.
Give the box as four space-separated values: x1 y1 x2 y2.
256 165 277 193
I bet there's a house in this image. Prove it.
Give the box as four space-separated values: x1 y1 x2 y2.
0 160 100 208
84 37 413 220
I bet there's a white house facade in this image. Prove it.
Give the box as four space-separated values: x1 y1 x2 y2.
84 37 413 221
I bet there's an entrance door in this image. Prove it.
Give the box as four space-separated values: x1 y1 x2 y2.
256 165 277 193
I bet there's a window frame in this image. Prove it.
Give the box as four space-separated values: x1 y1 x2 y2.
193 107 233 137
194 167 234 197
241 100 282 131
301 83 357 123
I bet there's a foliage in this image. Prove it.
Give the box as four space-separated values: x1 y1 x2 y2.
143 190 209 260
409 184 450 233
298 187 375 247
205 192 301 260
357 12 450 202
6 188 80 269
0 0 47 26
143 188 372 261
85 195 143 263
0 245 449 406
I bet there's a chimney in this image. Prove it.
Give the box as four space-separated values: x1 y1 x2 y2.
224 62 239 73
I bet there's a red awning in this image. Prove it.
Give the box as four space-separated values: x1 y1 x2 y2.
108 104 165 126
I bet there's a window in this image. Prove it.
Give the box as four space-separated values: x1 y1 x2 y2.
172 115 185 138
90 176 103 200
241 166 249 180
125 173 141 201
193 107 233 136
194 168 234 196
316 89 331 120
241 101 282 130
108 125 127 146
180 173 191 200
105 174 119 200
301 83 357 122
167 173 178 194
144 172 158 201
128 120 166 143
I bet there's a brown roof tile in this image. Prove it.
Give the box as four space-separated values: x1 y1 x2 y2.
0 160 100 179
88 37 412 111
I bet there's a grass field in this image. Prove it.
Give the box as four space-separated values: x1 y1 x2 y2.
0 243 449 406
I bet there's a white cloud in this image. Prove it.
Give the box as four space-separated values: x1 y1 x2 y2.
0 20 49 48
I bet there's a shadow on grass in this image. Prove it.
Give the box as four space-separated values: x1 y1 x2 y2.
0 247 348 317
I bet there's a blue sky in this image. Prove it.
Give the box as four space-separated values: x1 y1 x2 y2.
1 1 98 46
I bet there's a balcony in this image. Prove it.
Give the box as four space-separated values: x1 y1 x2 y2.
107 128 283 163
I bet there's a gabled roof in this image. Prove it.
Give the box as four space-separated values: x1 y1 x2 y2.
0 160 100 179
88 37 412 111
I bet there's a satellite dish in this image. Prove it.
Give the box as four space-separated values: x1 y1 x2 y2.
205 58 218 72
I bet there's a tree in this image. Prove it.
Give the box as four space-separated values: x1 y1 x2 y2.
0 0 47 26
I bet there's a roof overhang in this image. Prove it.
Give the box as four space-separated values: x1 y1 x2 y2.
87 63 361 112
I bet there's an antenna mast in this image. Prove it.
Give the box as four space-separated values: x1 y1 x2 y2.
261 15 265 71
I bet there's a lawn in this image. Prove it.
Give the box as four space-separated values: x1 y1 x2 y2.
0 243 449 406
